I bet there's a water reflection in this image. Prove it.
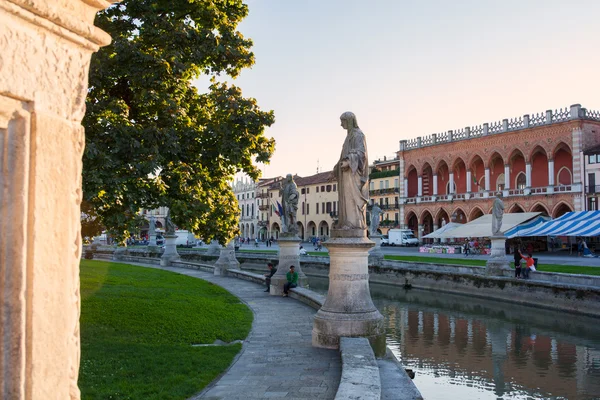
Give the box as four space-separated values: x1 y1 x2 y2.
308 276 600 400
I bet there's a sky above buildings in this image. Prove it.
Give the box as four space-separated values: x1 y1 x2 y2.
195 0 600 179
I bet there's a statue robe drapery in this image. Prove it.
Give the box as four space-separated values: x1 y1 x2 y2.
334 128 369 230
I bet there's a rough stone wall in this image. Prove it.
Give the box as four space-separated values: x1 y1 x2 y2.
0 1 111 399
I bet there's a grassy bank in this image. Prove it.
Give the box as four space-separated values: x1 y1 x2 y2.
383 255 600 276
79 260 252 400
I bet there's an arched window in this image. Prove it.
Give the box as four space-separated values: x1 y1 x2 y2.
557 167 572 185
496 173 505 191
478 176 485 192
515 172 526 190
446 181 456 194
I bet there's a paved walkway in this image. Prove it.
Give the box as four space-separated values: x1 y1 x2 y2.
141 264 341 399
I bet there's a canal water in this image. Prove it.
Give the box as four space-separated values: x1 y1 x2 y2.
307 276 600 400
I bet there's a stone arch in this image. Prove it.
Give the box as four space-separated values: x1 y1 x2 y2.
509 203 525 213
469 207 484 221
530 145 549 187
418 208 434 224
404 163 418 179
552 202 573 219
422 162 434 196
489 151 505 191
556 166 572 185
406 211 418 234
495 173 505 191
250 224 255 238
434 158 450 173
468 154 486 192
435 208 450 228
406 164 418 198
530 202 550 216
420 209 434 242
486 149 505 169
451 157 468 194
307 221 317 238
434 159 450 196
514 171 526 189
318 220 330 238
296 221 304 241
271 222 280 239
240 224 245 237
450 207 467 224
552 141 572 156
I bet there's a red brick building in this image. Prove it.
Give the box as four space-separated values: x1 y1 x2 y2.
395 104 600 240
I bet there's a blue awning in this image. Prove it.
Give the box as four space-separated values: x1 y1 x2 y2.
504 215 549 238
517 211 600 237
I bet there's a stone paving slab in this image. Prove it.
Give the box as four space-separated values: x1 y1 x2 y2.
129 264 341 400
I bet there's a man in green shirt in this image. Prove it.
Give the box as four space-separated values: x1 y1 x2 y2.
283 265 298 297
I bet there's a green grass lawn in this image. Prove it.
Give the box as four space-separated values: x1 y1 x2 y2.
79 260 252 400
383 255 600 275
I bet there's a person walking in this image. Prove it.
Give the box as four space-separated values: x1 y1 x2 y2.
263 263 277 292
463 239 470 257
283 266 298 297
513 244 522 278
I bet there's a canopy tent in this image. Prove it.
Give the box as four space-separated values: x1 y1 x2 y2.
422 222 463 239
516 211 600 237
437 212 541 239
504 215 549 238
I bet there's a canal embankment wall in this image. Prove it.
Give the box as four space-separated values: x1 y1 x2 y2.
91 247 600 318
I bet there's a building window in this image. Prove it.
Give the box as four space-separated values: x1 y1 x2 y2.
589 154 598 164
394 179 399 188
302 201 305 215
317 186 319 193
252 193 254 198
326 185 332 192
242 194 245 199
307 204 310 214
322 202 325 213
316 203 319 214
515 172 526 190
301 188 306 194
589 173 596 194
333 184 336 192
395 213 399 222
370 181 374 190
385 180 389 189
496 173 505 191
321 185 325 192
307 188 310 194
379 181 383 190
326 202 332 213
589 197 597 211
379 198 383 206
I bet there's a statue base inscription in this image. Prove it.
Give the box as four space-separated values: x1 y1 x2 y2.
160 235 180 266
270 232 307 295
485 236 511 276
214 242 239 275
312 229 386 356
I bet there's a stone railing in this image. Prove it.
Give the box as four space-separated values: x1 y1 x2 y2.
400 104 597 151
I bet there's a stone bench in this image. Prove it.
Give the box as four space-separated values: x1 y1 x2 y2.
335 337 381 400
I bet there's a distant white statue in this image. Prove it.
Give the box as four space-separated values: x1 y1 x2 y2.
149 216 156 234
333 112 369 230
370 204 382 235
492 193 505 236
279 174 299 233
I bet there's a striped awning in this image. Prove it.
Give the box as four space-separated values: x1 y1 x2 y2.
517 211 600 237
504 215 549 238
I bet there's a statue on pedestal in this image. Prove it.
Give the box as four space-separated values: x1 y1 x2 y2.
279 174 299 234
149 216 156 234
492 193 504 236
333 112 369 230
369 203 382 236
165 209 176 235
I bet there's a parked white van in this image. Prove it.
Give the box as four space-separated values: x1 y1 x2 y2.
382 229 419 246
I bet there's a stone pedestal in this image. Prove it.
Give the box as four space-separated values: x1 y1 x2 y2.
312 229 386 356
148 233 157 247
368 234 384 266
0 1 112 398
270 232 308 295
160 235 180 266
206 240 221 256
485 236 511 276
214 241 240 275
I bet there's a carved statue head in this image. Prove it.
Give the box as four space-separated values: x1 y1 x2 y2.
340 111 359 130
286 173 293 183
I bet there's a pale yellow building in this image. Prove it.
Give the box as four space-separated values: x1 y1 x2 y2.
369 156 401 234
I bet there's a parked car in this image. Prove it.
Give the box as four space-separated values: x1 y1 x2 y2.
156 235 165 246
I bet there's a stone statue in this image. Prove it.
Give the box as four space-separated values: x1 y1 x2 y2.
333 112 369 230
492 193 505 236
279 174 299 233
149 216 156 234
165 209 176 235
370 204 382 235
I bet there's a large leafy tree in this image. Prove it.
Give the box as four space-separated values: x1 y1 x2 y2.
84 0 275 244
